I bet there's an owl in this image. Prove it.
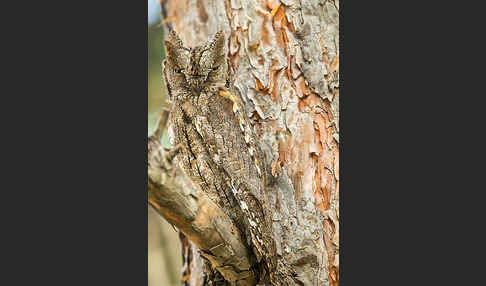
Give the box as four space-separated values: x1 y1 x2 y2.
162 30 273 269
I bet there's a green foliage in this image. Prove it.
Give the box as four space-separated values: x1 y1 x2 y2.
148 26 168 145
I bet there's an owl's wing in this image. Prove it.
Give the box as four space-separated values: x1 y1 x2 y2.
162 60 174 102
193 91 271 262
195 93 264 195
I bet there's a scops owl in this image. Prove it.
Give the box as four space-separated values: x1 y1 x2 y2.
162 30 272 266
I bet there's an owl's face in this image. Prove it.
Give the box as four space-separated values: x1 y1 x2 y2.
163 31 228 98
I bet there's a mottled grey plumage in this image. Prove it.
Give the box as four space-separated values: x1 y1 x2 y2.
162 31 273 272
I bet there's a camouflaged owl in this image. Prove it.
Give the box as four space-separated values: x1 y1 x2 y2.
162 30 273 266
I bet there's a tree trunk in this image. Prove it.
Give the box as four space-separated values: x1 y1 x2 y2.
150 0 339 285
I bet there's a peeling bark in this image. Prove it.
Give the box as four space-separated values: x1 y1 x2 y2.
151 0 339 285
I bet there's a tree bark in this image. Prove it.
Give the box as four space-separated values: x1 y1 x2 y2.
150 0 339 285
149 113 259 285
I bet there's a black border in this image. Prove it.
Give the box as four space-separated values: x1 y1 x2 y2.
20 1 150 284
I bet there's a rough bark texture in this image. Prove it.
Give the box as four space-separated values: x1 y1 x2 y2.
151 0 339 285
149 114 259 285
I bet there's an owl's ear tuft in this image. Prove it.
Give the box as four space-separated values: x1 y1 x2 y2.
209 31 225 57
167 30 184 49
164 30 187 62
164 40 178 59
164 38 188 68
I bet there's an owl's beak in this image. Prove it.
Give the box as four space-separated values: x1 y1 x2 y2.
187 74 206 93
